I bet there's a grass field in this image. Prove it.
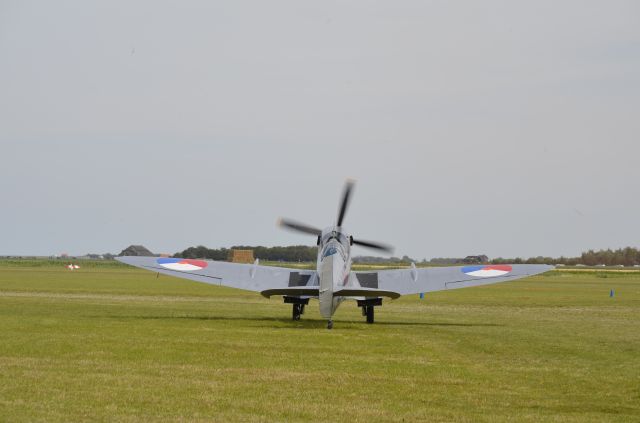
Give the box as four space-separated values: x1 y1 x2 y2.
0 261 638 422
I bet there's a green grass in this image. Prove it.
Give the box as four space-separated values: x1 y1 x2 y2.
0 262 638 422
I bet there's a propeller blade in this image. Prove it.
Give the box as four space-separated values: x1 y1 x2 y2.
278 218 322 236
352 238 394 254
337 179 355 227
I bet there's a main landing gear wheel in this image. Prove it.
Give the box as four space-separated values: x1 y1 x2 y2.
358 299 381 324
292 304 304 321
365 306 374 324
327 320 333 329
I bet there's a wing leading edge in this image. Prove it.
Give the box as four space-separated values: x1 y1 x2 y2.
116 256 316 293
357 264 553 296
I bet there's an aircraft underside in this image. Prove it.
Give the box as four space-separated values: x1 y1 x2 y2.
284 295 382 329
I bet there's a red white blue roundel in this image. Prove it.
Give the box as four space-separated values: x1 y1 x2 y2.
461 265 512 278
157 258 208 271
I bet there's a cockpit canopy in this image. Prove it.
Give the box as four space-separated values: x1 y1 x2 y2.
321 245 339 259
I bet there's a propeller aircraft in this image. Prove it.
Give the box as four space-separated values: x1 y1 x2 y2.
117 181 552 329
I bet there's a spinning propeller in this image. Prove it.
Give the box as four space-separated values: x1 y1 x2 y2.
279 180 394 254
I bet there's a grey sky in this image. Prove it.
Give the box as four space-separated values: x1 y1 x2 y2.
1 1 638 259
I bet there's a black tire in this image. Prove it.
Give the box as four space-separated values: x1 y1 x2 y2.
366 306 374 324
292 304 301 321
327 320 333 329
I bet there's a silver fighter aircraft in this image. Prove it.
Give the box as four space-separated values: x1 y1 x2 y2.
117 181 552 329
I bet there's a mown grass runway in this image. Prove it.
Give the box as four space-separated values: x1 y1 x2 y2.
0 261 638 422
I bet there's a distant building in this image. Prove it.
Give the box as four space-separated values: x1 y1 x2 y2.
118 245 154 257
228 249 254 263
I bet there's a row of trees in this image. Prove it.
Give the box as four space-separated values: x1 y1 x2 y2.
491 247 640 267
352 255 418 264
579 248 640 266
175 245 640 266
176 245 420 263
176 245 318 262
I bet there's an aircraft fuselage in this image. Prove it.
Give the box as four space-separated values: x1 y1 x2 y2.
317 227 352 321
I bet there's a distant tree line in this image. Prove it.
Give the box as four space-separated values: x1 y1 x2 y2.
176 246 420 264
174 245 640 266
352 255 418 264
491 247 640 267
175 245 318 262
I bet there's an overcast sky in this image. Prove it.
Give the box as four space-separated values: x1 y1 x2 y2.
1 1 638 259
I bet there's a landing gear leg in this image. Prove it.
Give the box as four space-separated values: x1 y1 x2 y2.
366 306 374 324
358 298 382 325
292 304 302 321
327 320 333 330
285 297 309 321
